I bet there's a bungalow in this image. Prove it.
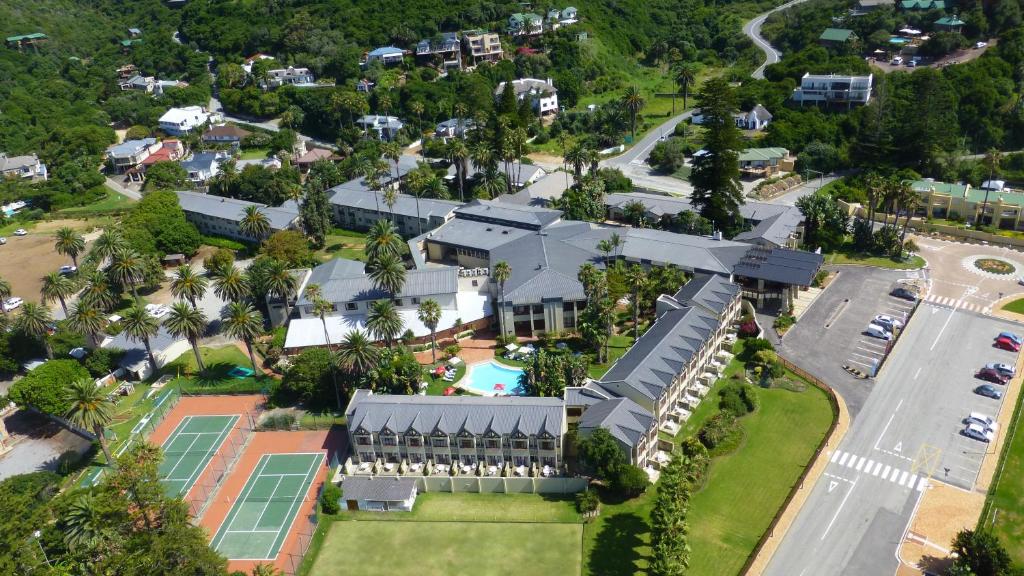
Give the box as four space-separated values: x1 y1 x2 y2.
508 13 544 36
136 140 186 179
6 33 48 50
0 153 47 182
294 146 341 174
339 476 418 512
497 170 573 207
175 190 300 243
356 115 405 141
159 106 212 135
415 33 461 69
935 16 966 33
202 124 252 145
434 118 476 141
262 66 316 89
734 104 773 130
462 30 503 65
791 73 873 107
737 147 792 177
102 325 188 381
494 78 559 116
179 152 225 185
356 79 375 93
819 28 858 47
106 138 162 174
560 6 579 23
365 46 405 67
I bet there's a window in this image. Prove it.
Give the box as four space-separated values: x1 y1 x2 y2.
356 435 371 446
540 440 555 451
407 436 422 447
411 297 420 305
431 437 448 448
345 302 358 311
485 439 501 449
532 304 543 314
359 452 374 461
381 435 397 446
394 299 404 307
459 438 474 449
513 440 528 450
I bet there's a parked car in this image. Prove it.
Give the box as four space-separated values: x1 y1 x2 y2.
872 314 904 331
964 412 998 432
906 59 917 67
976 41 988 49
865 324 892 340
891 56 904 65
59 265 77 275
0 237 6 245
144 303 170 319
994 336 1021 352
985 362 1015 377
977 367 1010 384
998 331 1023 345
891 286 918 301
975 384 1003 399
3 297 23 310
963 423 996 443
13 229 27 236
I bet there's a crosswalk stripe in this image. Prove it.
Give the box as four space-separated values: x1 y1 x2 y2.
831 451 841 463
872 462 883 476
857 458 869 472
899 471 910 486
888 467 900 481
908 474 918 489
882 465 891 479
916 477 928 491
851 456 863 469
839 453 850 466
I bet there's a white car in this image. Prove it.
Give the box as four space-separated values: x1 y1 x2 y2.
963 422 996 443
976 41 988 49
4 297 23 310
964 412 997 430
872 314 904 331
144 303 170 319
866 324 892 340
13 229 27 236
0 237 6 245
59 265 77 275
985 362 1015 377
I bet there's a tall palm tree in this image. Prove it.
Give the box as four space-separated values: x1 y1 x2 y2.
54 227 85 268
109 247 145 301
445 140 469 202
622 86 645 140
477 168 506 200
565 144 588 179
493 260 511 337
67 302 106 348
626 264 645 340
170 264 209 309
80 268 117 311
417 299 442 363
366 300 403 347
382 185 398 222
239 205 271 242
381 141 402 186
977 148 1003 228
65 377 116 467
62 493 111 550
265 260 297 321
40 272 75 317
338 330 378 377
470 142 498 173
164 302 208 372
409 100 425 138
367 253 406 297
121 305 160 374
90 229 125 264
672 62 698 113
366 220 403 262
898 182 920 242
213 267 250 303
222 302 265 374
0 277 10 314
17 302 54 358
305 284 342 407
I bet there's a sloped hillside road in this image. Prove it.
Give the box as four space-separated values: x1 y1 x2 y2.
744 0 812 79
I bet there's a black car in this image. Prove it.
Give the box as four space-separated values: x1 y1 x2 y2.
891 286 918 301
975 384 1003 399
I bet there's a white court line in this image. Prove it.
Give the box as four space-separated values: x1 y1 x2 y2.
821 477 857 541
838 453 850 466
225 529 283 534
248 475 285 534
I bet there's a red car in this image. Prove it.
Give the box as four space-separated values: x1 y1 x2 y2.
978 367 1011 384
995 337 1021 352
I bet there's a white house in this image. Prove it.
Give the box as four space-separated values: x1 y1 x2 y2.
106 138 162 174
0 152 47 181
365 46 405 66
495 78 559 116
791 73 873 106
355 115 405 141
735 104 773 130
263 66 316 89
159 106 213 135
338 476 418 512
179 152 225 185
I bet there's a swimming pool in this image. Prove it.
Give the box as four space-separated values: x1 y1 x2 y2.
464 361 526 396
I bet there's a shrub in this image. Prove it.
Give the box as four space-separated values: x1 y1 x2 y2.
56 450 84 475
773 314 795 331
812 270 829 288
82 347 125 378
320 482 342 515
203 248 236 276
738 319 759 338
401 329 415 344
611 464 649 498
443 344 461 359
258 413 296 430
496 334 518 347
698 412 737 450
718 381 758 416
739 338 773 362
8 360 90 415
683 451 710 488
200 234 249 252
575 490 600 514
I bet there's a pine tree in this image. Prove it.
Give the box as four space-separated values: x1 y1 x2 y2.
300 184 333 249
688 77 744 236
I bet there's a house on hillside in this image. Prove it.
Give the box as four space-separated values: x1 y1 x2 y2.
179 152 225 186
0 153 47 182
508 13 544 36
159 106 213 135
355 115 405 141
463 30 503 65
6 33 48 50
262 66 317 89
365 46 405 67
294 146 341 174
135 140 186 180
416 33 461 69
494 78 559 116
934 16 966 33
106 138 163 176
737 147 792 177
791 73 873 107
735 104 773 130
202 124 252 145
435 118 477 141
819 28 858 47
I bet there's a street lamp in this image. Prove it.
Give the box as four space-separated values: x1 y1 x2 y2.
31 530 51 568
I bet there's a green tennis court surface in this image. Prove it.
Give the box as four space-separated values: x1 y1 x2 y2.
210 452 324 560
158 415 239 496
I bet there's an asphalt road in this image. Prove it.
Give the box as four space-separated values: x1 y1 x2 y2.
767 303 1020 575
743 0 811 79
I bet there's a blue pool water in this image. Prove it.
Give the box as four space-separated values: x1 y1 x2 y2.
464 361 526 395
889 36 909 44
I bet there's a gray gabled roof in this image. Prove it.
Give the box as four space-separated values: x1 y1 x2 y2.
578 397 655 449
605 192 793 224
499 171 576 207
564 385 612 407
328 186 461 220
341 476 417 502
598 304 721 401
107 138 157 158
425 217 534 251
733 207 804 247
346 391 565 438
732 245 823 286
296 264 457 306
175 191 299 230
454 199 562 230
669 274 741 315
180 152 220 174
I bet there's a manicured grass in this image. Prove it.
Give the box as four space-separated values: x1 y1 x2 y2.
57 188 136 214
671 165 692 182
163 345 270 394
586 333 635 379
311 521 582 576
342 492 579 523
826 249 926 270
316 227 368 262
239 147 270 160
421 361 466 395
982 379 1024 563
1002 298 1024 315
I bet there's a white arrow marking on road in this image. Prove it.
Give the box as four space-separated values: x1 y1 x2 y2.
894 442 902 453
828 480 838 493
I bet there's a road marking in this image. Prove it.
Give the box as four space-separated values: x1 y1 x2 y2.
855 457 865 471
821 477 857 541
872 462 883 476
874 399 903 451
899 471 910 486
828 480 838 493
894 442 903 453
831 451 841 463
882 464 891 478
908 474 918 488
913 367 922 380
838 452 850 466
916 477 928 491
931 308 955 351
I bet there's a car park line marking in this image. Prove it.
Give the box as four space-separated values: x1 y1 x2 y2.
851 352 879 361
913 367 922 379
821 477 857 541
847 358 873 368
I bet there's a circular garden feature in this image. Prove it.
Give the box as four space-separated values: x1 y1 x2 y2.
974 258 1016 275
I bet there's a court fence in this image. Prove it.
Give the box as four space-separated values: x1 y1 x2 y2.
283 484 322 576
185 409 260 519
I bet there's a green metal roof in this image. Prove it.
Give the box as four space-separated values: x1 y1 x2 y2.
120 39 142 47
899 0 945 9
935 16 965 26
819 28 856 42
965 188 1024 207
910 180 969 197
6 32 47 42
738 147 789 162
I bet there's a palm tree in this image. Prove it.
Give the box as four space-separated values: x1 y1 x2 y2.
40 272 75 317
382 185 398 222
265 260 297 321
90 230 125 264
222 302 265 374
382 141 402 185
164 302 208 372
409 100 425 140
476 168 506 200
565 144 588 179
65 377 116 467
672 62 698 113
622 86 645 140
251 564 284 576
417 299 442 363
338 330 377 381
493 260 511 337
626 264 645 340
213 267 250 303
80 269 117 311
54 227 85 268
443 133 469 191
898 182 920 242
121 305 160 374
470 142 498 173
366 219 403 264
17 302 54 358
109 247 145 301
366 300 403 347
367 253 406 297
63 493 110 550
305 284 342 407
67 302 106 348
977 148 1003 228
0 277 10 314
239 205 271 242
171 264 209 309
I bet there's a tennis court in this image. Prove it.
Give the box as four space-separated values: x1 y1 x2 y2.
209 452 324 560
158 414 239 496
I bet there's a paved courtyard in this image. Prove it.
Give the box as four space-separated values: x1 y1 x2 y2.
914 235 1024 315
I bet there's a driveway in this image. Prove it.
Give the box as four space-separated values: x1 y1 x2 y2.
0 410 92 481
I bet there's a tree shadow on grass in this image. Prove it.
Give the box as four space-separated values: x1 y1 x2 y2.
587 511 648 576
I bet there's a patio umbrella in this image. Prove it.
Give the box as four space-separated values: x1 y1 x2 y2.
444 386 456 396
434 366 447 376
494 383 506 391
505 343 519 352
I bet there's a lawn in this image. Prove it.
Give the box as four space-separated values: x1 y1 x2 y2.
1003 298 1024 315
57 188 136 214
826 249 926 270
982 379 1024 563
316 227 368 262
586 333 635 379
421 361 466 395
239 147 270 160
163 345 270 394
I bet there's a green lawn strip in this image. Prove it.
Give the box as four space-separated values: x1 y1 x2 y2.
164 345 270 394
980 371 1024 563
421 362 466 395
1003 298 1024 315
587 334 635 379
826 249 926 270
57 188 136 214
316 227 369 262
339 492 579 523
238 147 270 160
